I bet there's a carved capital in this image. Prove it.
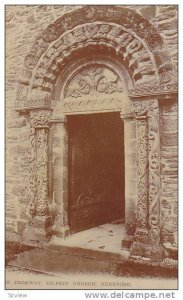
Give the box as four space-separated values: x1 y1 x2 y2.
30 109 52 128
147 99 159 117
133 100 148 117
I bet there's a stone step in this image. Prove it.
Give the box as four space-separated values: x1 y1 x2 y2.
8 247 126 276
7 246 178 279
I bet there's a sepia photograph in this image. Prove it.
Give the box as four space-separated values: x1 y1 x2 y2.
5 4 178 291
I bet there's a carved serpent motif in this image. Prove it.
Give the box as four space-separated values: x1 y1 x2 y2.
26 127 37 218
148 101 160 245
36 128 49 216
26 111 51 219
136 117 149 229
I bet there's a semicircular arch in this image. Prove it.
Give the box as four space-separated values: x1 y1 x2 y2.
15 6 175 111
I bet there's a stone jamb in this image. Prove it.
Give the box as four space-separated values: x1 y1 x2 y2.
130 99 162 261
22 109 53 242
50 115 70 238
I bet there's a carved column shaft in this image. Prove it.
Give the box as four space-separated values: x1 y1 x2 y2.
27 127 37 217
130 100 162 260
148 100 161 246
29 110 52 218
35 127 49 216
135 115 149 235
23 109 52 242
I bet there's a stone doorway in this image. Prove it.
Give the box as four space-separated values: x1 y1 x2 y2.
67 112 125 233
12 5 178 262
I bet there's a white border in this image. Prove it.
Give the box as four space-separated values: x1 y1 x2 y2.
1 1 182 299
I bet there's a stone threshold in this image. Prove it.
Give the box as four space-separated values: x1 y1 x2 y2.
46 223 130 263
6 222 178 278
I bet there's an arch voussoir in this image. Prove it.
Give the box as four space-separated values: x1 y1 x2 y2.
15 5 175 112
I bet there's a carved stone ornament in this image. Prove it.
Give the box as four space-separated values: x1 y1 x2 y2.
16 6 175 111
133 100 160 245
130 99 162 260
27 127 50 218
30 110 52 128
128 83 177 99
50 66 135 116
15 10 176 111
65 66 124 98
32 22 158 93
133 100 148 116
26 109 52 218
135 115 149 232
15 85 52 110
35 128 49 216
26 127 37 218
147 100 161 246
23 6 164 71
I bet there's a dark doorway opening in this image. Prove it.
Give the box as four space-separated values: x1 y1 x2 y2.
67 112 125 233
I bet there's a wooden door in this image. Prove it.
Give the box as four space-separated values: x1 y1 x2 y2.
68 112 125 233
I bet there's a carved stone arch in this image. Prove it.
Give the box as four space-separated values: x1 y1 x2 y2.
23 5 173 73
38 22 158 89
15 6 175 111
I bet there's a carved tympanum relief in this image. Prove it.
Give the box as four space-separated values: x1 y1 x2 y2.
65 66 124 98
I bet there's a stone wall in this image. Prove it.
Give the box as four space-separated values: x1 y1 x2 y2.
6 5 178 248
128 5 178 73
6 5 80 239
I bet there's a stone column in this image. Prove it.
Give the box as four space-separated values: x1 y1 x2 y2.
51 115 70 238
23 109 52 242
130 114 149 256
120 114 137 249
135 115 149 234
147 99 162 259
130 100 162 261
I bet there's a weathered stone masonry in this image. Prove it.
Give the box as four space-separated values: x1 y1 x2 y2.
6 5 178 261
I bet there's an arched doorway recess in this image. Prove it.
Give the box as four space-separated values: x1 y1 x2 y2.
15 6 177 261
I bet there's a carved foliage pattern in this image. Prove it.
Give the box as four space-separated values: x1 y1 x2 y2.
65 67 123 98
136 115 149 229
30 110 52 128
128 83 177 98
36 128 49 216
26 110 51 218
134 99 161 246
15 86 51 110
147 100 161 245
26 127 37 218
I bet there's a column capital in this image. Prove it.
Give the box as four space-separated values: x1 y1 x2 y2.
30 109 52 128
